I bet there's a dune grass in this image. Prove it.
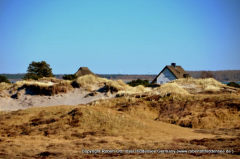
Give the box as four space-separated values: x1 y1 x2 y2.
75 74 108 87
0 82 12 91
0 104 220 158
106 80 129 91
203 85 221 92
174 78 225 88
75 74 151 95
14 80 55 88
153 83 190 96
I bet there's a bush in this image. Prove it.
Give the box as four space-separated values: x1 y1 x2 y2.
227 82 240 88
63 74 77 80
23 61 54 80
0 75 11 83
127 79 150 87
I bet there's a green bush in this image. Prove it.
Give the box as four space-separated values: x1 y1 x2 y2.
63 74 77 80
227 82 240 88
0 75 11 83
127 79 150 87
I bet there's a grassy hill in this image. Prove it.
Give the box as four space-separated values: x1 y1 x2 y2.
0 75 239 158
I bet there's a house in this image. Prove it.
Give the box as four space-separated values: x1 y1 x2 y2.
75 67 97 77
151 63 190 84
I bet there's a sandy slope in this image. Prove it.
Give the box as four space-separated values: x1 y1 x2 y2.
0 88 115 111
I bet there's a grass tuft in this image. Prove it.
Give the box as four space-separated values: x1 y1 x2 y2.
75 74 108 87
0 82 12 90
153 83 190 96
174 78 225 89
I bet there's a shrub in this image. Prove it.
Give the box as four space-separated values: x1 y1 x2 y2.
127 79 150 87
63 74 77 80
0 75 11 84
227 82 240 88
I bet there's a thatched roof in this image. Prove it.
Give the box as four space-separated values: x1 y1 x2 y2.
151 64 190 84
166 65 188 79
75 67 96 77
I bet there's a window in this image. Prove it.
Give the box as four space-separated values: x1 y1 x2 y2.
160 81 163 84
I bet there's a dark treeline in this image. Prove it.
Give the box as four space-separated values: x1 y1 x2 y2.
0 74 25 79
187 70 240 81
1 70 240 82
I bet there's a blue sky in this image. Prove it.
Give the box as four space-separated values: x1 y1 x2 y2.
0 0 240 74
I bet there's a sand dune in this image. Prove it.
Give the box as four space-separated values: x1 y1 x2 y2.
0 77 239 158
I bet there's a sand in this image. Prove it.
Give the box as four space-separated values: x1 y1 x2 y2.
0 88 115 111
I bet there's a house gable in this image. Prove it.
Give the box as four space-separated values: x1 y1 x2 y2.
75 67 96 77
156 67 177 84
151 63 189 84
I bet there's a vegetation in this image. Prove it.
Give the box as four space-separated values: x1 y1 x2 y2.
173 77 225 88
23 61 54 80
227 82 240 88
187 70 240 81
0 74 25 80
62 74 77 80
2 70 240 82
75 74 108 87
153 83 190 96
10 79 73 96
0 104 222 158
0 73 240 158
0 75 10 83
127 79 150 87
0 82 12 91
200 71 214 78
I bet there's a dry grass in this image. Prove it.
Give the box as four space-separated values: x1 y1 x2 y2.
0 82 12 91
153 83 190 96
7 79 73 96
75 75 151 96
1 93 239 158
154 94 240 129
203 85 221 92
106 80 130 91
75 74 108 87
38 77 60 82
114 84 151 97
174 78 225 90
59 80 72 85
16 81 55 87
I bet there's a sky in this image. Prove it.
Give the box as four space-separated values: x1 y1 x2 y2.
0 0 240 74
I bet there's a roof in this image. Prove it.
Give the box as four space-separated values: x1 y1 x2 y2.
151 65 189 84
75 67 96 77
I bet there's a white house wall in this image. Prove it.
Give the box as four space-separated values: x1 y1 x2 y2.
156 68 177 84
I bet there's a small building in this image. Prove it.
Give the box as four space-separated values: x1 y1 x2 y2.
75 67 96 77
151 63 190 84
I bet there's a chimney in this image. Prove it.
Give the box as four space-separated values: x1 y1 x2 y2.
171 63 176 67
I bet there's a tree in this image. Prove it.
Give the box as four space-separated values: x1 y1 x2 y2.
0 75 11 83
200 71 214 79
23 61 54 80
